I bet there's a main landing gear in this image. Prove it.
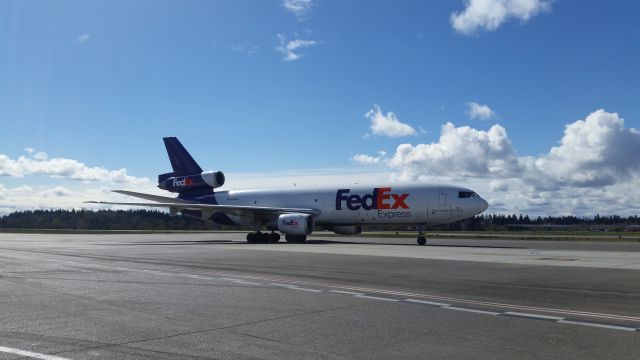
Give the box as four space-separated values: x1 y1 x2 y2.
285 235 307 243
246 232 281 244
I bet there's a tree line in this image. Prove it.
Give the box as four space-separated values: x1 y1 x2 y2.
431 213 640 231
0 209 212 230
0 209 638 231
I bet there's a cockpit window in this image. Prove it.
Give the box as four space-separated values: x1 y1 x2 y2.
458 191 478 198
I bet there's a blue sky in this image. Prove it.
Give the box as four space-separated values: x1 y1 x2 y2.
1 0 639 216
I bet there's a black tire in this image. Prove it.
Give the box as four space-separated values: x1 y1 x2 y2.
417 236 426 246
269 233 281 243
285 235 307 243
246 233 256 243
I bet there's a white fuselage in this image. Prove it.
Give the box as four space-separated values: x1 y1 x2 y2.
197 183 488 226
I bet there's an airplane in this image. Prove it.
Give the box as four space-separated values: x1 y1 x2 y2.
87 137 489 245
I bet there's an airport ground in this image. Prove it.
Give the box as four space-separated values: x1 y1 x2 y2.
0 232 639 359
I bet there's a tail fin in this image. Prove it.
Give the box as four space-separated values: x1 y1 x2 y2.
163 137 202 175
158 137 222 198
158 137 202 184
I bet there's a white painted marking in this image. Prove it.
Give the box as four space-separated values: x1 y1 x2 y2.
329 290 363 296
557 320 638 332
212 241 640 270
0 346 71 360
60 262 640 330
232 280 262 285
504 312 564 321
354 294 398 302
186 274 211 279
287 286 323 293
150 271 171 275
404 299 450 307
445 306 500 315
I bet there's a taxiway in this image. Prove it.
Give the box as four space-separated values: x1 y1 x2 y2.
0 233 638 359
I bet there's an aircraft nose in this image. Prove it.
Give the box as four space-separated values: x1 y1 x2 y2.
478 197 489 213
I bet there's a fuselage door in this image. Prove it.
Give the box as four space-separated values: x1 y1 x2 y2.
439 190 447 206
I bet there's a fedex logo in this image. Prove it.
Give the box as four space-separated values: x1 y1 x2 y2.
172 177 193 187
336 187 409 211
282 219 299 226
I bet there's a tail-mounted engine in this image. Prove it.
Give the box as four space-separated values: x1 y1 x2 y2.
158 170 225 195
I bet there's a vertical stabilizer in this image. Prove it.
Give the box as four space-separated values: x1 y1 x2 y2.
163 137 202 175
158 137 223 198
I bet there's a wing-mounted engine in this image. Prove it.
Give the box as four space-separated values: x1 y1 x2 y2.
158 170 225 195
277 213 314 236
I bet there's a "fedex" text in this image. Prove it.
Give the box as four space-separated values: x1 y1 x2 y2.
335 187 409 211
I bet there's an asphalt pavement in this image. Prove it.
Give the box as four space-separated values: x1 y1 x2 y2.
0 233 638 359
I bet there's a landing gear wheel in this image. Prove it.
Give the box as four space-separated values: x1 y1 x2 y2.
247 232 271 243
269 233 281 243
285 235 307 243
417 236 426 246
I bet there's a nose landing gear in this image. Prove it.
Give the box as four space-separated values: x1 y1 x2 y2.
417 227 427 246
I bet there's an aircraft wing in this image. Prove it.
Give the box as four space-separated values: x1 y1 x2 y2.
111 190 189 203
84 200 321 218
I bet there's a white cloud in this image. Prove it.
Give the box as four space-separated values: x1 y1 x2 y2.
524 109 640 189
40 186 74 198
366 105 417 137
0 182 165 216
352 151 387 165
354 108 640 215
276 34 317 61
231 44 259 55
11 185 34 194
384 109 640 188
0 150 148 184
387 122 520 180
75 33 91 43
282 0 314 20
33 151 48 161
467 102 496 120
451 0 551 35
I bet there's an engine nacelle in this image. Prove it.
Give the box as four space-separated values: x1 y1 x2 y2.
328 225 362 235
277 213 314 236
201 171 225 188
159 170 225 194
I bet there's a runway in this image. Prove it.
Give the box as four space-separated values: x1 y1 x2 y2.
0 233 638 359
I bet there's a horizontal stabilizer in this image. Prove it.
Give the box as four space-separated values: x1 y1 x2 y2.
112 190 187 203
